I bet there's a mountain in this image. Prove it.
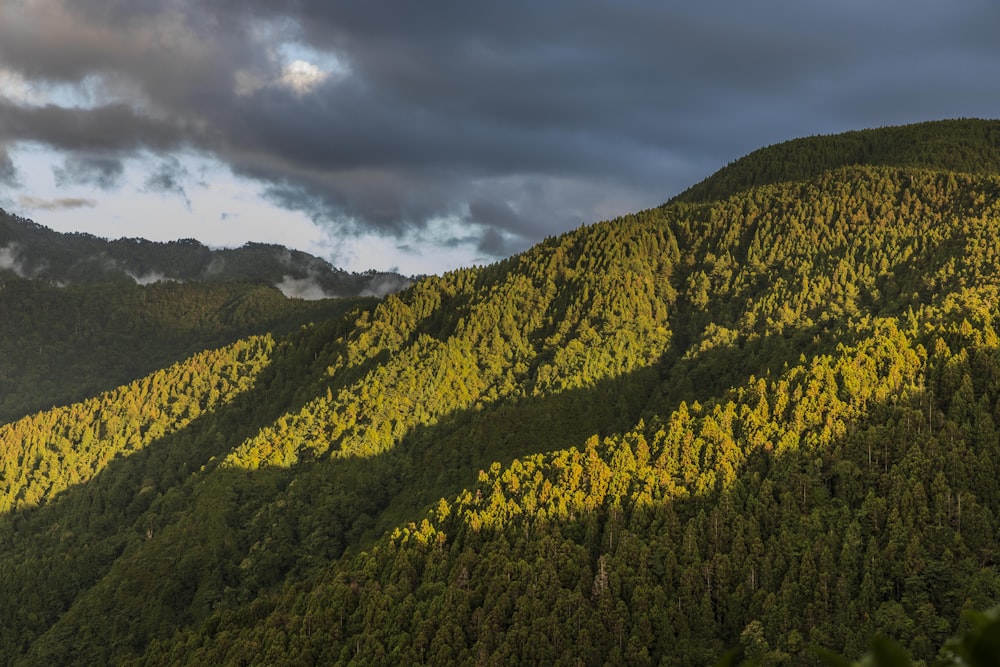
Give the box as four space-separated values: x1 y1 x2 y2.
0 210 409 423
0 209 411 297
3 119 1000 665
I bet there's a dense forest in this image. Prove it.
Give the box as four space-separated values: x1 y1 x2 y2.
0 278 373 423
2 119 1000 665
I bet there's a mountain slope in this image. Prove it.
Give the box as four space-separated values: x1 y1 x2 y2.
3 119 1000 665
0 208 404 423
0 278 373 424
137 161 1000 666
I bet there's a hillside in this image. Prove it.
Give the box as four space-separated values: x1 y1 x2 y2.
3 119 1000 665
0 278 375 424
0 209 410 297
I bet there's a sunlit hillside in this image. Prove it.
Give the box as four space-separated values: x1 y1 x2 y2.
3 119 1000 665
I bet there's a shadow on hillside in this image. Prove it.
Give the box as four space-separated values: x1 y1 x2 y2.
110 330 1000 664
0 310 886 664
0 282 366 425
368 385 992 666
217 351 1000 665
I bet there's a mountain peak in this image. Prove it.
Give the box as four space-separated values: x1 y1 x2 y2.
675 118 1000 203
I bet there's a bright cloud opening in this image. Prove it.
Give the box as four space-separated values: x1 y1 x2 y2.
279 60 329 94
234 38 347 97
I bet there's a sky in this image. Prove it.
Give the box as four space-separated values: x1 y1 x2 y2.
1 2 998 275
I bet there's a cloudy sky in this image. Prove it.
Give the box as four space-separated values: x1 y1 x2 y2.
1 1 998 274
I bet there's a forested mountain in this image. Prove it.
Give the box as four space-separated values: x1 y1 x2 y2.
0 209 404 422
0 278 373 423
676 118 1000 204
3 119 1000 665
0 210 410 297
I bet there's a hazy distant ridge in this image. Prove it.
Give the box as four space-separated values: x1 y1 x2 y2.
0 209 410 299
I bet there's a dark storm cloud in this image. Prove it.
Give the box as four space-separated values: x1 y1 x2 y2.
468 199 527 239
54 155 125 190
0 100 191 153
2 0 999 262
476 227 519 258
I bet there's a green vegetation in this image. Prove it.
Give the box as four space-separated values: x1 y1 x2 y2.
0 277 372 423
2 119 1000 665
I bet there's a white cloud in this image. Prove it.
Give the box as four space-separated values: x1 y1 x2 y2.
235 57 337 97
0 243 29 277
275 275 335 300
126 270 177 286
6 144 482 277
0 68 46 105
279 60 329 95
0 66 149 111
233 33 347 97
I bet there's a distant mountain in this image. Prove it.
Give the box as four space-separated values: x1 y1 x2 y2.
2 119 1000 665
0 209 411 298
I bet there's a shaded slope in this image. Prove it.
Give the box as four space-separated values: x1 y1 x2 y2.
0 278 372 424
145 313 1000 666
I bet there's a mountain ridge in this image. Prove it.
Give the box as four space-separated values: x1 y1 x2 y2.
675 117 1000 204
0 208 411 299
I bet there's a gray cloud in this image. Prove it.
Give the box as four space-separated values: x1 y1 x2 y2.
2 1 1000 265
361 274 412 298
468 199 527 238
0 100 190 153
54 155 124 190
0 146 17 186
476 228 519 258
145 156 190 204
